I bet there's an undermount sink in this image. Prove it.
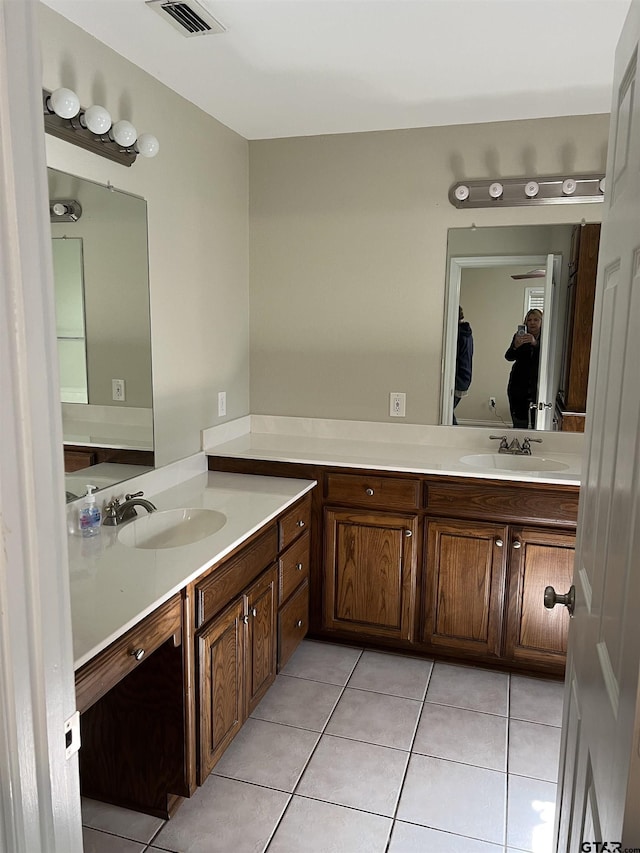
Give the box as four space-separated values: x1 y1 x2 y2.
118 508 227 549
460 453 570 473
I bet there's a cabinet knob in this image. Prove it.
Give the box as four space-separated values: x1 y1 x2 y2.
130 648 145 661
242 615 249 624
365 488 375 496
544 584 576 616
251 607 257 617
296 619 303 628
296 562 303 571
495 538 504 547
512 540 522 549
297 520 305 528
405 529 413 538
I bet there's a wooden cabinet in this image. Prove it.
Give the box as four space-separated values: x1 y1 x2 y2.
276 495 311 669
423 518 507 658
504 526 575 669
245 567 278 715
324 507 418 641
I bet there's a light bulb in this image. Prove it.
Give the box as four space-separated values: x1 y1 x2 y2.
110 120 137 147
48 87 80 119
562 178 577 195
82 104 112 134
52 203 68 216
524 181 539 198
135 133 160 158
489 182 503 199
454 184 470 201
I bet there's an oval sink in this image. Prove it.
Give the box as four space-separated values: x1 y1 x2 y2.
118 508 227 549
460 453 569 473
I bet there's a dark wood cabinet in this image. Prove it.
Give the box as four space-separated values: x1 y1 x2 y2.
423 518 507 658
245 566 278 716
504 526 575 669
276 496 312 669
324 507 417 641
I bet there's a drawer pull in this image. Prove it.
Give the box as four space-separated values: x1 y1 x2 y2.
405 529 413 538
296 619 303 628
365 488 374 496
513 540 522 549
130 648 145 662
297 520 305 528
495 538 504 547
296 562 304 571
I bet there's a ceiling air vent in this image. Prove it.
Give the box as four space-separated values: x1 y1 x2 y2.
146 0 226 37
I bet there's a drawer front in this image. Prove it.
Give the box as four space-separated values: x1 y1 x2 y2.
426 480 579 527
278 580 309 670
196 527 278 628
279 494 312 551
325 473 420 511
279 531 310 605
75 593 182 714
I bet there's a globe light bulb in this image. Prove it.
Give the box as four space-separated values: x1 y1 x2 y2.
49 87 80 119
489 182 503 199
110 120 137 147
524 181 539 198
82 104 112 134
562 178 577 195
135 133 160 158
454 184 470 201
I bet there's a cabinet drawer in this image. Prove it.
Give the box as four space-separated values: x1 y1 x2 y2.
279 495 312 551
196 527 278 628
279 531 310 605
325 473 420 511
278 579 309 670
75 593 182 714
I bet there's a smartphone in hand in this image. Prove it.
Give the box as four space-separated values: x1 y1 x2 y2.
517 324 527 336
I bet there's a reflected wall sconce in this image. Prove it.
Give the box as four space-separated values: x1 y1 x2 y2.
43 88 159 167
50 199 82 222
449 173 605 208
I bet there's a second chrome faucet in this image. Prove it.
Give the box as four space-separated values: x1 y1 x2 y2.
103 491 157 526
489 435 543 456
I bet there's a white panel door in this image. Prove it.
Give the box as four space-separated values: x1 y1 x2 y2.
555 1 640 848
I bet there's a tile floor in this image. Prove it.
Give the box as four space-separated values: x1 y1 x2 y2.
81 640 564 853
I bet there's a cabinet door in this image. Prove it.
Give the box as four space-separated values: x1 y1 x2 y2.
197 597 245 782
504 526 575 671
245 565 278 717
423 518 507 658
324 508 417 641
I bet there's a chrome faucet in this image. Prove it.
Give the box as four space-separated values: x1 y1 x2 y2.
103 491 157 526
490 435 543 455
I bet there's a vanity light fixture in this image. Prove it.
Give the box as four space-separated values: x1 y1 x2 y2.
50 199 82 222
449 173 605 208
43 88 159 167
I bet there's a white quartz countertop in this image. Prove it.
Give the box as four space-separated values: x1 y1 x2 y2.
205 430 582 486
69 471 316 669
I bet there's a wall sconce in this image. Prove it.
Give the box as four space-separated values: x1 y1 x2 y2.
43 88 159 167
449 174 605 208
50 199 82 222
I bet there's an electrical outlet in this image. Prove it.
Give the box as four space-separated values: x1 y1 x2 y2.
112 379 125 402
489 396 496 409
218 391 226 417
390 392 406 417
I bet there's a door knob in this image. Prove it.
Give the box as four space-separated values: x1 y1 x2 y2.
544 584 576 616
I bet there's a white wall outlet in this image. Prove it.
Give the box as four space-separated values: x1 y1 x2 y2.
390 392 406 417
112 379 125 401
218 391 227 417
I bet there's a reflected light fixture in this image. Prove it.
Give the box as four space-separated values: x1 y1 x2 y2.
43 87 159 167
50 199 82 222
449 173 605 208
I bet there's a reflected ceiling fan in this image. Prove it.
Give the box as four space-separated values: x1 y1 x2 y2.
511 268 547 280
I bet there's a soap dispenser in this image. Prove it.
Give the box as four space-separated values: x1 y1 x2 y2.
79 485 101 538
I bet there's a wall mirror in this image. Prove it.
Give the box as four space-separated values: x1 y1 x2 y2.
441 223 599 432
48 168 155 500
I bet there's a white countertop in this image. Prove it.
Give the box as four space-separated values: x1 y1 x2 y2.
203 417 582 486
68 470 316 670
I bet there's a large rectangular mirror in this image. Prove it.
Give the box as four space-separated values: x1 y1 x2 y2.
442 223 600 432
48 168 155 499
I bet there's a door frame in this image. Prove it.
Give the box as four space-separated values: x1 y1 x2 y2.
0 0 82 849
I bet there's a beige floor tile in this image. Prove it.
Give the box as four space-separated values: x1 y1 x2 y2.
267 795 392 853
509 719 562 782
425 662 510 715
347 650 433 699
506 774 557 853
280 639 362 684
250 673 342 730
510 675 564 727
413 703 507 771
388 822 505 853
325 687 422 750
81 797 164 843
296 734 409 816
82 827 146 852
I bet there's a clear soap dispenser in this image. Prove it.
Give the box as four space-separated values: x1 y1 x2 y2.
79 485 101 537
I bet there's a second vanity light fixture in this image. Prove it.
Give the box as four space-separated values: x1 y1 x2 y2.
43 87 159 167
449 174 605 208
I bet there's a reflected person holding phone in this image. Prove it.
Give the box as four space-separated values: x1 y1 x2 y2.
505 309 543 428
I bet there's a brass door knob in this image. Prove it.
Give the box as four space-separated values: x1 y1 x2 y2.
544 584 576 616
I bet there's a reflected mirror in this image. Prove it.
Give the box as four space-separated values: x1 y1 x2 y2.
441 223 600 432
48 168 155 500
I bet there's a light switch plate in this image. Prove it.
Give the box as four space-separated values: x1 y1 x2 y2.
390 392 406 417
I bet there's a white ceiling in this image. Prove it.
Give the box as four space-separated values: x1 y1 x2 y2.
42 0 631 140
